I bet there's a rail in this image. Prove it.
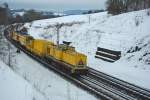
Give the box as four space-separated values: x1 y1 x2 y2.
88 67 150 100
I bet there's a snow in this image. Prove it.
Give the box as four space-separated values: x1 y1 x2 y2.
11 49 97 100
53 12 66 16
25 9 150 89
13 12 25 16
0 60 46 100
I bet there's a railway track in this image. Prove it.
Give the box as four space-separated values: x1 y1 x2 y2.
88 68 150 100
79 75 134 100
4 30 150 100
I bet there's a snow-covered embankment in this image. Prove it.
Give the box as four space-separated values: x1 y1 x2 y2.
26 9 150 89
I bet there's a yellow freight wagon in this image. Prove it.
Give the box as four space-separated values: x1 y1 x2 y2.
47 44 56 57
53 47 63 60
31 39 54 57
18 35 28 46
25 37 34 51
12 31 24 42
12 31 19 41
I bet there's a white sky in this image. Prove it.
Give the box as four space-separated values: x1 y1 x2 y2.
0 0 107 11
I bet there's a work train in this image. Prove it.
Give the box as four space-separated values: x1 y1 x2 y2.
7 25 88 75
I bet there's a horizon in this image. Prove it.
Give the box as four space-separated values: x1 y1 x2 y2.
0 0 107 12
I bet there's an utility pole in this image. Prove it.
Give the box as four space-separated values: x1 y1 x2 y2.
88 15 91 24
55 23 63 46
56 24 60 45
67 82 71 100
8 42 11 67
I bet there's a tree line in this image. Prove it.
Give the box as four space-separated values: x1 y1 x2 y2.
0 3 9 25
106 0 150 15
0 3 60 25
11 9 60 23
82 9 105 14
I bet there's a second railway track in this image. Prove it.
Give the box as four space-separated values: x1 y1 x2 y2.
89 68 150 100
88 68 150 100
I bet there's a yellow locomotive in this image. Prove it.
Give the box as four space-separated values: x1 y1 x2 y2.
10 29 88 74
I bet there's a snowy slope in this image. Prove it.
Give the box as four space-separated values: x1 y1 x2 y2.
26 9 150 89
0 60 46 100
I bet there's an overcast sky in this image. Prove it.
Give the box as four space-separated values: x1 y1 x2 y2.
0 0 107 11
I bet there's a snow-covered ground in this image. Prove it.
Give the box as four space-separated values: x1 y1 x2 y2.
0 60 46 100
25 9 150 89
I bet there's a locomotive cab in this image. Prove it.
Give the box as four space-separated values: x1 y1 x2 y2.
58 41 75 51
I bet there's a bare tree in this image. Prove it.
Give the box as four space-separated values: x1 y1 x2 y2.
106 0 150 15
